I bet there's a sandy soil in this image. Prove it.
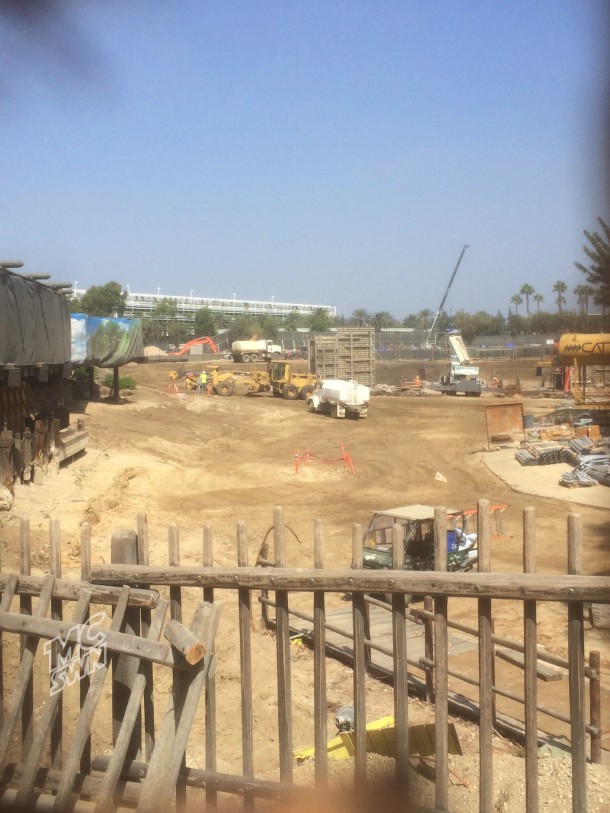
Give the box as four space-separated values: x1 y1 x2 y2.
1 357 609 811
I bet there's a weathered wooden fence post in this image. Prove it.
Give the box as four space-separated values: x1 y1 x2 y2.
111 528 142 763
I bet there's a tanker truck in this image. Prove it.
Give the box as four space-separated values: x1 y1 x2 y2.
230 339 282 363
306 379 370 419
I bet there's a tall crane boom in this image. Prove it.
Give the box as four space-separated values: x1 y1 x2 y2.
426 244 470 344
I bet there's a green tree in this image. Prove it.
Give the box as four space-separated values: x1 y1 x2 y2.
417 309 434 330
282 309 303 331
519 283 535 317
510 294 523 316
193 307 217 337
372 311 395 331
74 282 126 316
350 308 370 326
533 293 544 313
309 308 332 332
552 280 567 312
575 217 610 310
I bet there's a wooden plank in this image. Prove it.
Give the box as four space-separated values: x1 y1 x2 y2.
0 573 158 608
94 598 168 813
0 574 55 769
49 519 62 769
351 522 367 786
53 586 131 811
136 601 222 813
136 513 155 763
313 519 328 786
477 500 494 813
391 524 408 786
589 604 610 628
111 529 143 765
19 518 33 758
433 507 449 812
89 564 610 603
523 506 539 813
80 522 92 776
0 612 184 668
237 520 255 810
496 648 563 682
0 574 18 732
274 507 293 783
202 523 217 809
15 591 93 810
567 514 587 813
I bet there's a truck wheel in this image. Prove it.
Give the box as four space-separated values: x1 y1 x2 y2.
299 384 314 400
214 380 234 396
241 353 250 363
283 384 299 400
271 352 281 359
249 353 259 362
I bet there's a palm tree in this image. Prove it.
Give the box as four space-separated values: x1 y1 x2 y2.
533 293 544 313
350 308 370 327
573 284 589 314
510 294 523 316
519 283 535 317
552 280 568 312
372 311 394 331
417 309 433 330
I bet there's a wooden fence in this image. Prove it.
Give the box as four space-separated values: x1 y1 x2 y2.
0 501 607 812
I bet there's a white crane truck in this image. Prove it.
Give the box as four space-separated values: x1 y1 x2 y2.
440 334 482 397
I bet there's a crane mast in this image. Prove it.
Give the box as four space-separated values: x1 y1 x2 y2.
426 244 470 345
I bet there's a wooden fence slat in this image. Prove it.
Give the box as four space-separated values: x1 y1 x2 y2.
238 520 255 811
168 523 187 811
136 601 222 813
136 513 155 762
351 522 367 786
433 507 449 812
19 517 33 758
14 590 93 810
0 573 18 732
523 506 538 813
49 518 63 769
80 522 92 776
567 513 587 813
313 518 328 787
202 523 217 809
274 506 293 783
0 573 55 769
89 564 610 602
94 597 169 813
112 529 143 766
53 586 131 811
391 523 408 786
477 499 494 813
0 574 159 608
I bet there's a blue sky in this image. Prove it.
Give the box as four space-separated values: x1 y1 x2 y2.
2 1 607 318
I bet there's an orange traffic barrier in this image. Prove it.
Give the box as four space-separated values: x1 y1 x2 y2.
294 445 355 475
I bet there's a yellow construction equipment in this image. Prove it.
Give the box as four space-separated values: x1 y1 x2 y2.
268 360 318 400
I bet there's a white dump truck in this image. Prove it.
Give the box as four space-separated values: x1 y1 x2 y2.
230 339 283 363
306 379 370 419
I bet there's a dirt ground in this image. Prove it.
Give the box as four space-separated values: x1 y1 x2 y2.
1 356 609 811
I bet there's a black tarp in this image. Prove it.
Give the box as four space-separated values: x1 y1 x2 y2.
0 268 71 366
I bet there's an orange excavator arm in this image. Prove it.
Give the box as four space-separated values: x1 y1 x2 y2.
168 337 219 356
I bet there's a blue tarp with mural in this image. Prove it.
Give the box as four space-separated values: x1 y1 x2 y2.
71 314 145 367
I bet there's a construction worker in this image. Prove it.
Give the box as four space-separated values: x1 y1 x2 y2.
198 370 207 394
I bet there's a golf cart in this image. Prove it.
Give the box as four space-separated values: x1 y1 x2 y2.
362 504 479 573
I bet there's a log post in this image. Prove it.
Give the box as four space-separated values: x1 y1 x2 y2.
111 528 142 762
